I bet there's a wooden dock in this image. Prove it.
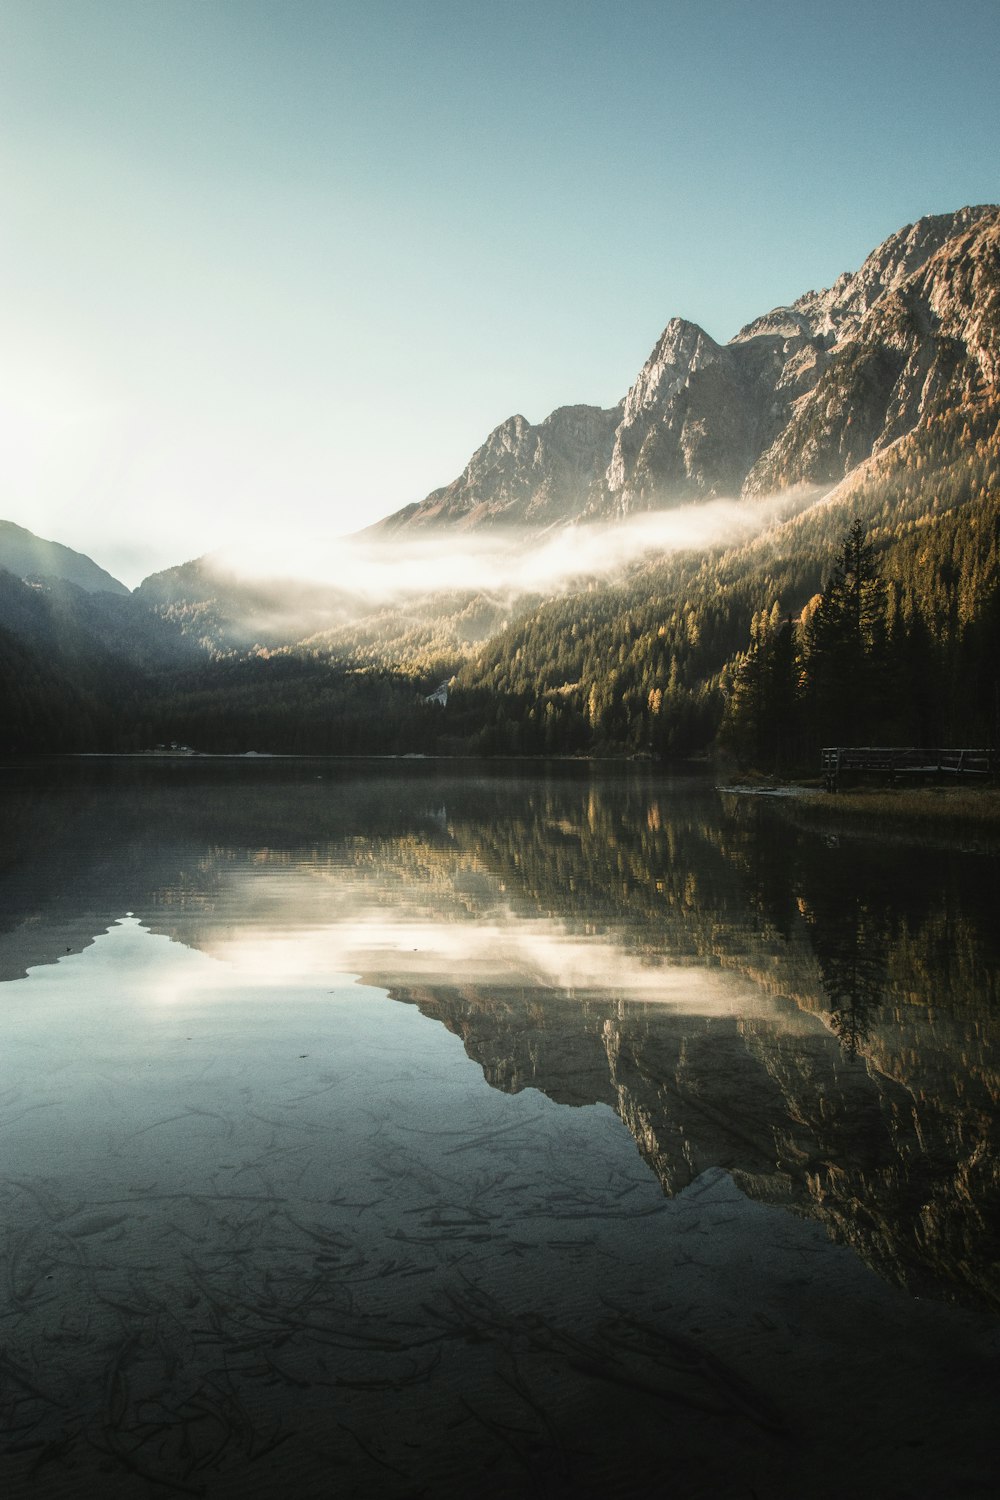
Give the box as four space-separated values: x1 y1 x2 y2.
821 746 998 792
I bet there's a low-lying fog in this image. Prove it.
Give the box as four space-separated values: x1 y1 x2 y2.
209 489 818 616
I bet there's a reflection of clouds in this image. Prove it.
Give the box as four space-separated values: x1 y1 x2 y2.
136 857 788 1017
197 908 764 1012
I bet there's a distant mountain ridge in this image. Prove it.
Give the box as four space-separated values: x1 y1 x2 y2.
0 520 129 595
376 205 1000 531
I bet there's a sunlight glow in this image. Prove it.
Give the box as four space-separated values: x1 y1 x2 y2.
176 907 770 1013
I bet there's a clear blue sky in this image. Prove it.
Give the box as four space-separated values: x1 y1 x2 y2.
1 0 998 583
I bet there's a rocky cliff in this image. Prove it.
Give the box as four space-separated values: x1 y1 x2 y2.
377 205 1000 530
374 404 621 532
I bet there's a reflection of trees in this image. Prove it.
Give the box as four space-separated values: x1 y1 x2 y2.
804 893 890 1054
777 831 900 1054
451 783 999 1308
5 760 998 1043
2 761 999 1308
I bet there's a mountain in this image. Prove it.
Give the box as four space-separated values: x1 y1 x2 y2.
0 554 199 754
133 556 367 652
743 209 1000 495
371 404 622 533
378 205 1000 529
1 205 998 762
0 520 129 595
0 560 199 670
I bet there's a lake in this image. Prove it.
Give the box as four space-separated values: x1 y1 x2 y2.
0 759 997 1499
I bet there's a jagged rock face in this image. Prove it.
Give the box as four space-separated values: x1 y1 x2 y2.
378 205 1000 530
614 206 1000 508
376 404 621 532
606 311 833 511
744 215 1000 494
605 320 758 509
791 204 999 342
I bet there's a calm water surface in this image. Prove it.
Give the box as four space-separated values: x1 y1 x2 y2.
0 760 997 1499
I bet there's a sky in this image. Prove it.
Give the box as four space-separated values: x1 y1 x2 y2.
1 0 999 587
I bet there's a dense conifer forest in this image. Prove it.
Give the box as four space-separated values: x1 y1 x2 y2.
449 398 1000 766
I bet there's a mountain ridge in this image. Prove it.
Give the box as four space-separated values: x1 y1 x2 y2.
368 403 622 535
374 205 1000 532
0 520 129 596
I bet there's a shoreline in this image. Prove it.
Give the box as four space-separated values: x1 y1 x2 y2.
734 781 1000 852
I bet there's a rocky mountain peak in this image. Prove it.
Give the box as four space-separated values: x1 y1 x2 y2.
374 205 1000 532
793 205 1000 342
730 306 816 344
479 412 530 456
743 209 1000 495
619 318 722 424
373 403 622 532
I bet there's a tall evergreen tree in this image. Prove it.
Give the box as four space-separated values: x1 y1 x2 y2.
719 605 800 772
803 520 886 746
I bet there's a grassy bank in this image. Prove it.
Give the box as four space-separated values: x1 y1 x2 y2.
782 783 1000 849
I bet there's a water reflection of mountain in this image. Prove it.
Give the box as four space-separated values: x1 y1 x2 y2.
1 759 997 1309
420 784 999 1310
0 758 463 979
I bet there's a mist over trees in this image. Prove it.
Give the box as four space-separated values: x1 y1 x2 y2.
447 402 1000 766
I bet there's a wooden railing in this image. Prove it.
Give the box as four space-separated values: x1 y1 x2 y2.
821 746 997 792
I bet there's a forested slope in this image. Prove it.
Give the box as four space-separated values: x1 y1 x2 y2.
447 397 1000 763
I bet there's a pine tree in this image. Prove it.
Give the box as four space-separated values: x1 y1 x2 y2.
719 606 800 771
803 520 887 746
